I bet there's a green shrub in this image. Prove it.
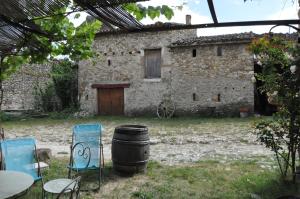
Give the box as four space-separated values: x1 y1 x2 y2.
0 111 12 121
33 83 60 112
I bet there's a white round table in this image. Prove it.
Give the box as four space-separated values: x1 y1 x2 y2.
0 171 34 199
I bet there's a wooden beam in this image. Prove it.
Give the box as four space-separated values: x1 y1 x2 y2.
0 15 48 36
96 19 300 36
207 0 218 24
91 83 130 89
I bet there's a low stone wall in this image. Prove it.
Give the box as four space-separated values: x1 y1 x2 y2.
1 64 51 111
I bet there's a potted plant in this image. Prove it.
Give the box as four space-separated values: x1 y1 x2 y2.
239 107 249 118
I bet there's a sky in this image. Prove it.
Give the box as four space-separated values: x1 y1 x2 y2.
70 0 299 36
140 0 299 36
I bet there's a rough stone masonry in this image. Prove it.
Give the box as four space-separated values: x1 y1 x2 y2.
2 64 51 111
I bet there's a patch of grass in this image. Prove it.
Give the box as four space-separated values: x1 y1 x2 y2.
130 160 299 199
22 158 299 199
1 114 262 126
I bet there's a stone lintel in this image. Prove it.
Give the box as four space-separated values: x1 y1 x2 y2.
91 83 130 89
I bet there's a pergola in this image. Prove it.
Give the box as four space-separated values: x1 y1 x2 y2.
0 0 299 56
0 0 146 56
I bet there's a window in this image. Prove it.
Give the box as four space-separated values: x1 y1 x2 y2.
193 93 199 101
192 49 197 57
217 94 221 102
217 46 223 56
144 49 161 79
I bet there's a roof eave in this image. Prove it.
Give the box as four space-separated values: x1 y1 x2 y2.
169 39 253 48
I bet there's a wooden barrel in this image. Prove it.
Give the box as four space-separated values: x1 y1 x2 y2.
112 125 150 174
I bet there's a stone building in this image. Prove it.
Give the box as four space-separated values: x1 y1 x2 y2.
78 20 257 116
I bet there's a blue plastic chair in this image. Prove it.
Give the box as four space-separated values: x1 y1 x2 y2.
0 137 42 182
68 123 103 190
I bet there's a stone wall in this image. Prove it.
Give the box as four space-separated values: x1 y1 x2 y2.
78 29 254 116
170 43 254 116
1 64 51 111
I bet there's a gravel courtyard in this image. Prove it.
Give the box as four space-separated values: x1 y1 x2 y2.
2 116 273 165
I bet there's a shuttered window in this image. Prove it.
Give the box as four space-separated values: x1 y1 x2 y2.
144 49 161 79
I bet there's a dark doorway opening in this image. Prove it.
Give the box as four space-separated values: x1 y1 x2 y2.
254 63 277 115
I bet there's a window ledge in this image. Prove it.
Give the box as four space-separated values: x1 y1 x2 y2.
143 78 161 82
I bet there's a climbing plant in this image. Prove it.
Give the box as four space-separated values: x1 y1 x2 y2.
249 35 300 182
51 60 78 110
123 3 174 20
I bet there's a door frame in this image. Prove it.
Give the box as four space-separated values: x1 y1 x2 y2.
92 83 130 115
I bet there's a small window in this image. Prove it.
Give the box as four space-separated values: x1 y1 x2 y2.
212 94 221 102
217 46 223 56
193 93 199 101
108 59 111 66
144 49 161 79
192 49 197 57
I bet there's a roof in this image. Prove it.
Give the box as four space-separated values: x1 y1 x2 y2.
96 22 188 36
169 32 299 48
170 32 257 47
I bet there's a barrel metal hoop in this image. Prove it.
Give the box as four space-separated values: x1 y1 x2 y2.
115 125 148 134
112 139 150 145
112 160 149 165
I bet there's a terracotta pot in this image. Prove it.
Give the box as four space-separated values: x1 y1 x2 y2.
239 107 250 112
239 107 250 118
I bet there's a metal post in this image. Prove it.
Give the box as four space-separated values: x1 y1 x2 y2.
298 0 300 43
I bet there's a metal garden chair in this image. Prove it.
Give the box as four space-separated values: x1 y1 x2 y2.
0 128 4 140
56 176 81 199
68 123 104 190
0 128 4 170
0 137 43 183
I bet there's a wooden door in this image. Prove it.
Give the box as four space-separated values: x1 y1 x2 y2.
98 88 124 115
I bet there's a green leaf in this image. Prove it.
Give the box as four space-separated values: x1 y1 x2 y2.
74 13 81 19
161 5 174 20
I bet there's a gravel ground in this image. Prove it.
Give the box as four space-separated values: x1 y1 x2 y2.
3 117 273 165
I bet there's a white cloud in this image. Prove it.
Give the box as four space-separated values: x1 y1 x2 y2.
245 3 299 34
269 2 298 20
